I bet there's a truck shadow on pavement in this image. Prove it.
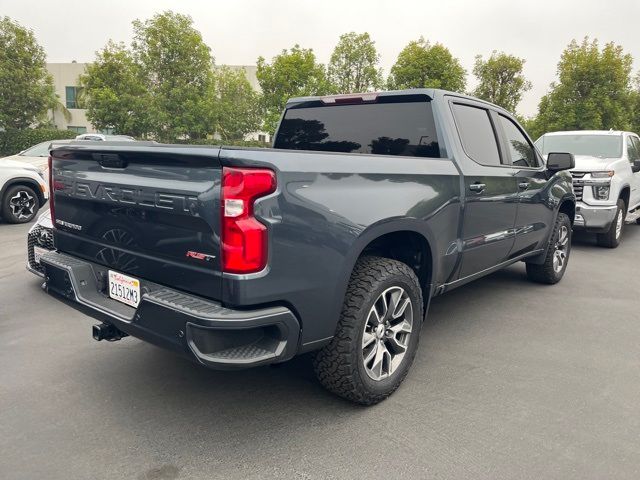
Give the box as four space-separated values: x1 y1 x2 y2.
26 224 640 466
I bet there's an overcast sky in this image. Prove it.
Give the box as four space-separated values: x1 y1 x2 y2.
2 0 639 116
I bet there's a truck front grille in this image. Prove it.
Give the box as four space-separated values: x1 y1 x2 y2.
571 172 586 202
27 224 55 274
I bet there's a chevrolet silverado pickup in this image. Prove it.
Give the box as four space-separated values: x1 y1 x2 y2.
41 89 576 404
536 130 640 247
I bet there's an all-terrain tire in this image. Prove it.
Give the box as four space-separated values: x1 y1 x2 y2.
526 212 572 284
313 256 423 405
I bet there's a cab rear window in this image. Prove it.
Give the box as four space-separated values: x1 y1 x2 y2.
274 96 440 158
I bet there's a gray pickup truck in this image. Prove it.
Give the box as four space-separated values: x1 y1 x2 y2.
42 89 576 404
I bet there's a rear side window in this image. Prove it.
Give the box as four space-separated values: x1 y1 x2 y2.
498 115 538 167
451 103 501 166
274 98 440 158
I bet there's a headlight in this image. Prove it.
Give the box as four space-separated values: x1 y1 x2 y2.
590 171 614 178
592 185 610 200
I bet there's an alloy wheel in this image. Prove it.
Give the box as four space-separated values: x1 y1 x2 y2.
553 225 569 273
362 286 413 381
9 190 36 221
615 209 623 240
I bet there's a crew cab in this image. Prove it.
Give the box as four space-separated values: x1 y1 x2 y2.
536 130 640 247
41 90 576 404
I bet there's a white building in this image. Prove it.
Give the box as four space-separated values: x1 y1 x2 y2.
47 62 93 133
46 62 266 141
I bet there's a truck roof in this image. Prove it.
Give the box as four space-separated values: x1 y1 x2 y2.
543 130 626 137
285 88 508 113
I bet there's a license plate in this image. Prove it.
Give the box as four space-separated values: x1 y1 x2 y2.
108 270 141 308
33 246 48 264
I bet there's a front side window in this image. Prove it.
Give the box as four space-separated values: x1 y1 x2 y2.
632 137 640 162
275 97 440 158
626 136 640 162
498 115 538 167
451 103 501 166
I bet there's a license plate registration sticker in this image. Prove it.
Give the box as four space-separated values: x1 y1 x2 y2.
108 270 141 308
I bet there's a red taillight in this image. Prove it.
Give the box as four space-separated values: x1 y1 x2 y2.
48 155 55 225
221 167 276 274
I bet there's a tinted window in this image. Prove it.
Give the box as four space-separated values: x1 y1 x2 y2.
451 103 501 166
499 115 538 167
627 136 640 162
275 99 440 158
537 134 622 158
632 137 640 161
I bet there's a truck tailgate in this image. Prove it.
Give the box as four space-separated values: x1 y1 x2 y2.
50 144 223 301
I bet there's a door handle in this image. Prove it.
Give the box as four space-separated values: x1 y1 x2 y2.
469 183 486 193
518 182 530 190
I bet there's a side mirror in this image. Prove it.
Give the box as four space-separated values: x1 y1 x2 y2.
632 160 640 173
547 152 575 172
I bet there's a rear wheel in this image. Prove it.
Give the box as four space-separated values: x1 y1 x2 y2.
597 199 625 248
313 256 423 405
1 184 40 224
526 212 572 284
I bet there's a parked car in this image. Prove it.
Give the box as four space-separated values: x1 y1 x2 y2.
0 156 48 224
535 130 640 247
27 210 55 276
41 89 576 404
0 140 58 170
75 133 136 142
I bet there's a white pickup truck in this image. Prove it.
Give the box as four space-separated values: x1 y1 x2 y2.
535 130 640 247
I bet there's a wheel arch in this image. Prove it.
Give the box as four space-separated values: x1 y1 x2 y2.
619 186 630 211
1 177 46 207
332 219 437 324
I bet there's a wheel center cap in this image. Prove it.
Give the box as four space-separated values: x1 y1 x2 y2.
375 324 385 339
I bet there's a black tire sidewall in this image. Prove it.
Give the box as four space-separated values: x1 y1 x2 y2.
2 185 40 224
354 272 422 394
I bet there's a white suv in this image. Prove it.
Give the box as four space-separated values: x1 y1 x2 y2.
535 130 640 247
0 156 48 224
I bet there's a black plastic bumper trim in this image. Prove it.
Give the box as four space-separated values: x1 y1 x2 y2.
40 252 300 369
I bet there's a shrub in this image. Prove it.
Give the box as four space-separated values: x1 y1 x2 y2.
0 128 77 156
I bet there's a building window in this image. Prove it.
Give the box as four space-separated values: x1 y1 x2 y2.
65 86 80 109
68 126 87 134
258 134 267 143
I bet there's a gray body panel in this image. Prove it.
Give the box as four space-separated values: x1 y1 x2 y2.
48 89 575 357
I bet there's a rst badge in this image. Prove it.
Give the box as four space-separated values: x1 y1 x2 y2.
185 251 216 262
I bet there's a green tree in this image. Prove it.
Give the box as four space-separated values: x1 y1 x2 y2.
80 41 151 137
535 38 634 133
631 73 640 134
472 51 532 113
132 11 215 141
0 17 57 130
327 32 382 93
257 45 329 134
212 66 261 141
388 37 466 92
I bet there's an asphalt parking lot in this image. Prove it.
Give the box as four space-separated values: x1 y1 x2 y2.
1 215 639 480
